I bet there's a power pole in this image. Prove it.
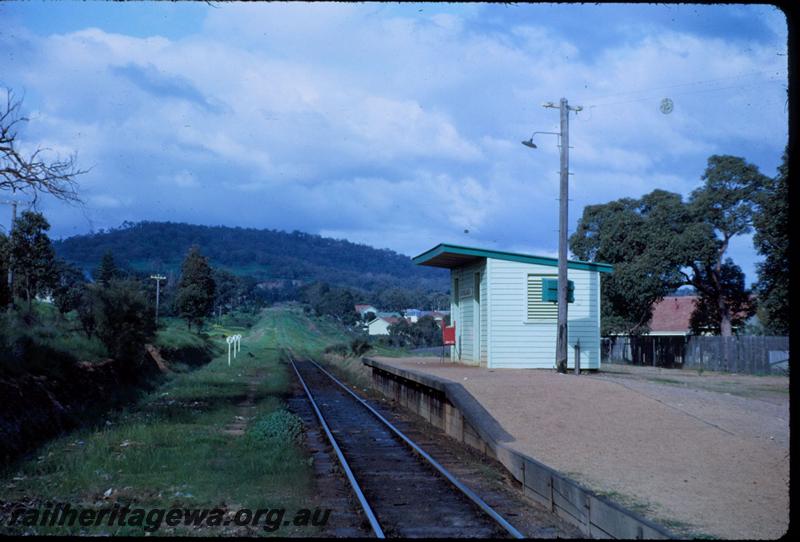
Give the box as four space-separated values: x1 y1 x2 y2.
1 199 18 312
150 274 166 325
543 98 582 373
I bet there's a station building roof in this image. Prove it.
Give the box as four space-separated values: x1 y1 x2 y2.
412 243 613 273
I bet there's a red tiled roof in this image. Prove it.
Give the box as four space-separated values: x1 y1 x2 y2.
649 296 697 333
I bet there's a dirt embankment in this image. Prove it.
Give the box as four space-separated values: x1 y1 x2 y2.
0 344 213 465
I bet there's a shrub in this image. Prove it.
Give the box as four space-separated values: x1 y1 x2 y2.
350 338 371 357
249 409 303 443
323 343 349 356
90 280 156 361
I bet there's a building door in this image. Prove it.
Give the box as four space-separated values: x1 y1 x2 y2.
453 277 460 360
473 272 481 363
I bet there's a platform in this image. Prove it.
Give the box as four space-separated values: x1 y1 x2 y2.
362 356 789 539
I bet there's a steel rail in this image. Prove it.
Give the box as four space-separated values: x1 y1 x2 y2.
302 357 525 539
288 358 386 538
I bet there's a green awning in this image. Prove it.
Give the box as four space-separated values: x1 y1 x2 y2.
412 243 613 273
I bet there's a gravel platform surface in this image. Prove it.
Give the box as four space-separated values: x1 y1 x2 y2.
370 357 790 539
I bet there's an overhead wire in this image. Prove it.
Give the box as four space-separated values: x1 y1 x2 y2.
579 77 785 110
574 68 783 104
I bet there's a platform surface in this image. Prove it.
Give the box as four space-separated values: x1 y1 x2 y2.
366 356 790 539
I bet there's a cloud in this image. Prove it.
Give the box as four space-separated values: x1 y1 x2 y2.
0 3 787 283
110 63 225 113
159 170 199 188
89 194 125 208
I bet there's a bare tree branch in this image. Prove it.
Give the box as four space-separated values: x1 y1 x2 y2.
1 88 87 204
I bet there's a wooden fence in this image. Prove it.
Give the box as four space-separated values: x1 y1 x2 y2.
602 335 790 374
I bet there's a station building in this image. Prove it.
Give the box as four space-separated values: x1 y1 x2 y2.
413 244 613 369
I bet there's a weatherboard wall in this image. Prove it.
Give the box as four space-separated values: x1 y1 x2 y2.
486 259 601 369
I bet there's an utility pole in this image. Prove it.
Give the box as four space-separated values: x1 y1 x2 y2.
150 274 166 325
1 199 18 312
542 98 582 374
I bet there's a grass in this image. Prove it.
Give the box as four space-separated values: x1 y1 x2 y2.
153 318 210 351
0 305 352 536
1 303 109 368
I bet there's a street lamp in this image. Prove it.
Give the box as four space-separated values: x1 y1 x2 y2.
521 131 560 149
522 98 582 374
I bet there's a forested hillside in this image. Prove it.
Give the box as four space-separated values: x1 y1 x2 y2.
53 221 448 294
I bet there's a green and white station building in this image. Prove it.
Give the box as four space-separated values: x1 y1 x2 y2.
413 244 613 369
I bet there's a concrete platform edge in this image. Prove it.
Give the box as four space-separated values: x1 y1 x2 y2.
362 357 675 540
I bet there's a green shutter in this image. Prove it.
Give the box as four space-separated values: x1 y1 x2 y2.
542 278 558 302
540 278 575 304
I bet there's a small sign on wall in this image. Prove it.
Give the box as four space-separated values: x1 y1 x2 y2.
459 287 473 298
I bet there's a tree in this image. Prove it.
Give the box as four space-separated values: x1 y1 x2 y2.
76 287 99 339
52 260 86 316
91 280 156 360
570 191 699 335
212 268 243 318
571 156 767 341
387 316 443 348
752 149 789 334
387 318 414 347
413 315 443 347
9 210 58 310
94 250 119 287
1 89 85 203
175 246 216 330
688 155 768 337
0 232 9 307
317 287 357 325
301 281 358 324
376 287 415 312
689 259 755 334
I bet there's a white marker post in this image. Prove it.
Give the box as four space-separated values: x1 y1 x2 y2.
226 336 233 366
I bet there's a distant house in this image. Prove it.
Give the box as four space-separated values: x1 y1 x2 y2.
647 296 697 336
403 308 423 322
354 304 379 318
647 294 754 336
367 316 402 336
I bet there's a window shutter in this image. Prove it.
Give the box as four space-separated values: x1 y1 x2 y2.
540 278 575 304
542 278 558 302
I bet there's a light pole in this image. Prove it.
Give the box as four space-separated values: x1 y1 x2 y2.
522 98 582 374
150 274 166 325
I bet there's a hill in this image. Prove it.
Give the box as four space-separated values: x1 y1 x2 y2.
53 221 448 294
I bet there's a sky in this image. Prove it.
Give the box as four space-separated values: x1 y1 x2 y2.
0 2 788 287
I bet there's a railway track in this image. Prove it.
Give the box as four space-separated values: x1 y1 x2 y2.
289 356 524 539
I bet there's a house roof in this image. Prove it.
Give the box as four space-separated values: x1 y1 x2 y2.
649 296 697 333
369 316 401 325
412 243 613 273
355 304 376 312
